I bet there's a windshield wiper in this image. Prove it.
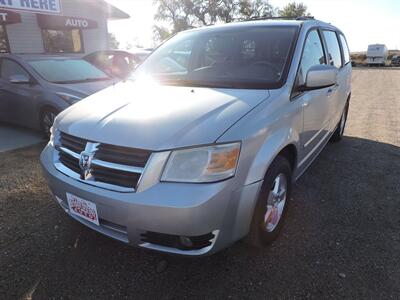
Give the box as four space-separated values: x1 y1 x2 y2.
53 77 110 84
160 79 255 89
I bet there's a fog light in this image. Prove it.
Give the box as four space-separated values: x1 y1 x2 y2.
179 236 193 248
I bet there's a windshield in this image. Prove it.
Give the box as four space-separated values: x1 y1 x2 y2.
132 25 299 89
29 59 109 83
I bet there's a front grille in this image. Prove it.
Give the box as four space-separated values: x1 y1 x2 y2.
99 218 127 234
55 132 152 192
141 231 215 250
91 165 142 188
59 151 81 174
60 132 86 153
96 144 150 168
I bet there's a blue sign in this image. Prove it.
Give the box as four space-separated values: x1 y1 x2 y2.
0 0 62 15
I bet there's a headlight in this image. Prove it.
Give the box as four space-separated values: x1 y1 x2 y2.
56 92 82 104
161 142 241 183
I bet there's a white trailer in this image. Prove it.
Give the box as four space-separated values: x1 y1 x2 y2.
366 44 388 66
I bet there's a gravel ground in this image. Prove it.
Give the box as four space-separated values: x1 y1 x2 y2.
1 69 400 299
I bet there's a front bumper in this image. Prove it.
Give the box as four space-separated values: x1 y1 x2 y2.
40 145 262 256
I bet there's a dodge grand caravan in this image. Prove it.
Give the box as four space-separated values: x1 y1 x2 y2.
41 18 352 256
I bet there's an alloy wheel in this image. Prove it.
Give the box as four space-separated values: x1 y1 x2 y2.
264 173 287 232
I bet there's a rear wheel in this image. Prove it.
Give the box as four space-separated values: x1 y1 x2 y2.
247 156 292 247
330 102 349 143
40 108 58 138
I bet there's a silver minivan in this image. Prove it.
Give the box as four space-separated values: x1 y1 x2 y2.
41 18 352 256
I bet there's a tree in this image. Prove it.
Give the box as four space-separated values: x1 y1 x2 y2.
238 0 276 20
278 2 310 18
153 0 276 42
153 25 173 44
153 1 311 43
107 32 120 49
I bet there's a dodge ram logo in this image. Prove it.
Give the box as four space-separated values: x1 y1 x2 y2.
79 151 94 180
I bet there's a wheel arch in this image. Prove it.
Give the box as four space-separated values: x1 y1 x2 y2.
278 144 298 172
243 127 300 186
38 104 61 135
39 104 59 116
231 139 299 242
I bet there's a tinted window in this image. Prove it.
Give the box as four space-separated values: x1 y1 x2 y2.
1 59 29 80
0 25 9 53
133 26 299 89
87 52 114 70
29 59 109 83
339 34 350 64
323 31 342 68
298 30 326 84
86 52 137 78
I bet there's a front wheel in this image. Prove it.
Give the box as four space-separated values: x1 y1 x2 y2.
40 108 58 138
247 156 292 247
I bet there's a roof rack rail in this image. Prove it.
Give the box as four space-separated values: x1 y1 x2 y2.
295 16 315 21
244 16 315 22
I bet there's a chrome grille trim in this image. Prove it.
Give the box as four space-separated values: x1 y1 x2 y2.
54 132 151 193
59 146 80 159
53 161 137 193
91 159 144 174
58 146 145 174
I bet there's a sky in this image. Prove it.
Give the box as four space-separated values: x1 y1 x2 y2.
106 0 400 52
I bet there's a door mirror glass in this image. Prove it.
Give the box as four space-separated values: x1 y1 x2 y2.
303 65 337 90
9 74 31 84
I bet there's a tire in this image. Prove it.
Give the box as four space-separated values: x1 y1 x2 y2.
247 156 292 247
40 108 58 138
330 102 349 143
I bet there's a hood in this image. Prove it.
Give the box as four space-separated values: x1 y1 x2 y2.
56 80 269 150
53 78 117 98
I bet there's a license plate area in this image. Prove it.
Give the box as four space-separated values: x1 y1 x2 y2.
66 193 99 226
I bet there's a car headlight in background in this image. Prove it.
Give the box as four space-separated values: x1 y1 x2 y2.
56 92 83 105
161 142 241 183
49 127 58 146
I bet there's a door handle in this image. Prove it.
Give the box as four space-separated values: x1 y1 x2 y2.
327 84 339 94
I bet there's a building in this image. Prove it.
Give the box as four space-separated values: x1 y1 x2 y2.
0 0 129 55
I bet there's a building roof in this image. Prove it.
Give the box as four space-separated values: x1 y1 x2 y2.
86 0 130 20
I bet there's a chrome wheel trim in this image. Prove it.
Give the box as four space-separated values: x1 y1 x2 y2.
42 112 56 135
264 173 287 232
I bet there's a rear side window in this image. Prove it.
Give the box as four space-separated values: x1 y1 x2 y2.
339 34 350 64
298 30 326 84
322 31 342 68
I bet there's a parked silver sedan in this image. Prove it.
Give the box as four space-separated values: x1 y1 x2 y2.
0 54 116 136
41 18 352 256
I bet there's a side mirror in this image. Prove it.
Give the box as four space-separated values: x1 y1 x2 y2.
9 74 31 84
301 65 338 91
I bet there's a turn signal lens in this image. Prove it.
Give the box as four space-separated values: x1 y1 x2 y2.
207 147 240 173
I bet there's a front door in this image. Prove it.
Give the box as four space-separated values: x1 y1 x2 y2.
294 29 334 166
0 58 41 128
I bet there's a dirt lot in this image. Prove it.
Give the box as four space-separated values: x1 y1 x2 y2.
1 69 400 299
